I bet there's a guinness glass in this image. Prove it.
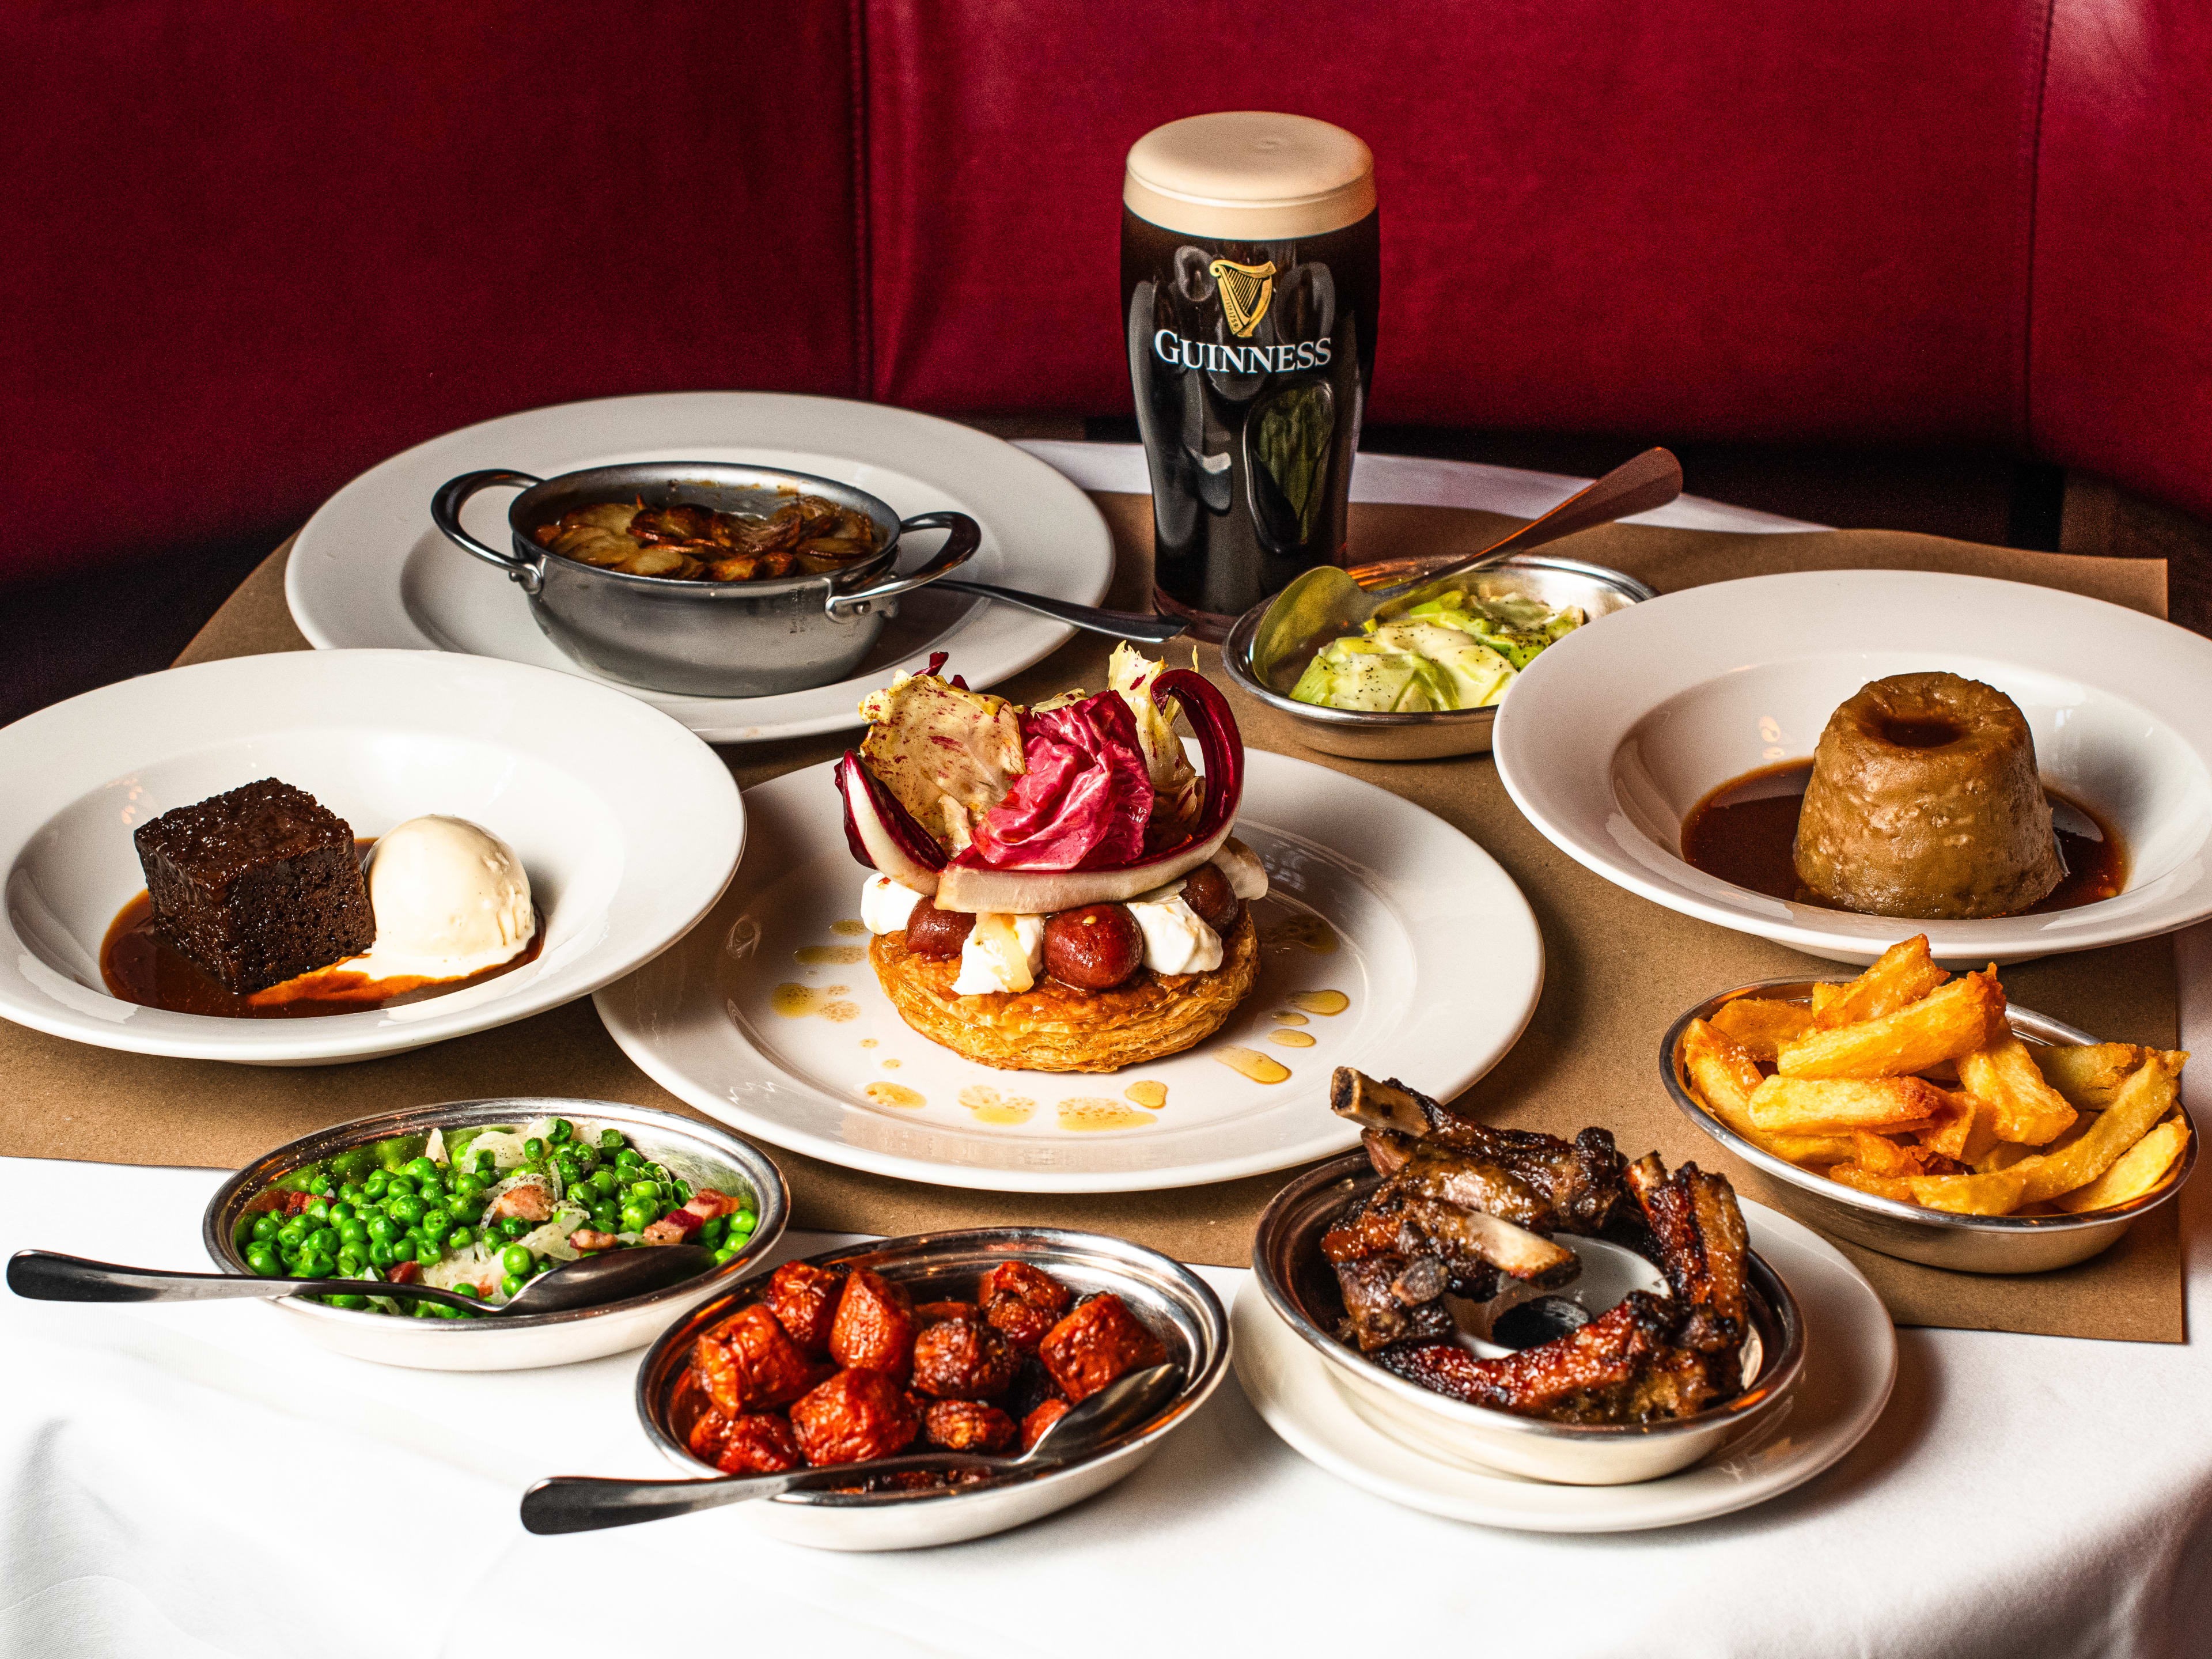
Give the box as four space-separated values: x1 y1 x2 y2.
1123 112 1378 638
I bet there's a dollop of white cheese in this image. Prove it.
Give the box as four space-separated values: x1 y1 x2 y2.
1210 836 1270 901
952 912 1047 994
1126 892 1222 976
861 874 925 934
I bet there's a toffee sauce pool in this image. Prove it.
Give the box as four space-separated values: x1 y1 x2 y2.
100 839 544 1018
1679 760 2126 915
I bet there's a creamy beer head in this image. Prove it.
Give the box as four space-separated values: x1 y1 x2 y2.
1124 112 1375 240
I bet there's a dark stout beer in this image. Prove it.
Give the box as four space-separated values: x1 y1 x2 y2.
1122 113 1378 638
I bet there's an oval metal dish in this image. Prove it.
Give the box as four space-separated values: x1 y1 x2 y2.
1222 552 1655 760
1661 978 2198 1272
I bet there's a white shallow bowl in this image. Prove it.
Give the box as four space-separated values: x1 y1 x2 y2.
635 1227 1230 1550
1494 570 2212 964
0 649 743 1064
202 1098 789 1371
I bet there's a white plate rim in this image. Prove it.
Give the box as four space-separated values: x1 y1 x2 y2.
594 750 1544 1194
1493 569 2212 963
0 647 745 1064
1230 1197 1897 1532
283 391 1115 744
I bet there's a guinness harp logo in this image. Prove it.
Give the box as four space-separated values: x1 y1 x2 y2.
1209 257 1278 338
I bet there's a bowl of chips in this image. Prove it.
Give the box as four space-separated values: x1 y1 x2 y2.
1662 936 2195 1272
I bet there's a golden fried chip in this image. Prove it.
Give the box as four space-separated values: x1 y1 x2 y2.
2051 1118 2191 1212
1777 970 2005 1080
1906 1167 2029 1215
2031 1043 2186 1110
1827 1164 1918 1203
1681 1021 1854 1164
1709 997 1815 1062
1749 1074 1946 1135
1812 935 1952 1030
1957 1023 2079 1145
1973 1141 2036 1173
2009 1052 2184 1205
1917 1089 2001 1165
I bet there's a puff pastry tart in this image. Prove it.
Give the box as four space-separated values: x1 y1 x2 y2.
871 911 1259 1071
836 646 1270 1074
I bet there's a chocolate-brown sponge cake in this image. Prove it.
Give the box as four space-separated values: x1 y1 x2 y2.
1793 672 2063 919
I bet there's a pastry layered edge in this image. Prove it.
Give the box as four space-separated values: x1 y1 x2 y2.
869 912 1259 1073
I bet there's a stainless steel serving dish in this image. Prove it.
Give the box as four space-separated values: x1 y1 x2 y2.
431 461 980 697
1662 977 2198 1273
636 1226 1230 1551
1222 552 1656 760
1252 1154 1805 1486
203 1097 788 1370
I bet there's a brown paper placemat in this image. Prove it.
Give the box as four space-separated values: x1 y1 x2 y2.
0 497 2181 1342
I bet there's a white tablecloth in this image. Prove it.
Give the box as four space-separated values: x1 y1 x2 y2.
3 449 2204 1659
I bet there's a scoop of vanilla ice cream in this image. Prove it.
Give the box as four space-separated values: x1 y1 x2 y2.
350 816 536 982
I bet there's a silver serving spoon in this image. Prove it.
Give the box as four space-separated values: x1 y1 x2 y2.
518 1361 1186 1535
6 1243 717 1317
931 578 1187 643
1248 445 1683 681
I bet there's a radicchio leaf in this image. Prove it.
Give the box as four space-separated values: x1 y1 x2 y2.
961 692 1153 870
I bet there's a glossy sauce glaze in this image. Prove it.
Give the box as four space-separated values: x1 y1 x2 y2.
101 841 544 1019
1679 760 2126 914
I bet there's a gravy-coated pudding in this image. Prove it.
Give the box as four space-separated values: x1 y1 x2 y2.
1793 673 2065 919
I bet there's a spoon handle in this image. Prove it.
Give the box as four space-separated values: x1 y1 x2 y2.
933 579 1189 643
6 1249 484 1313
519 1450 1028 1535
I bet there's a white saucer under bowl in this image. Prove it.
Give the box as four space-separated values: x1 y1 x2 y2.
283 392 1114 745
0 649 743 1065
1233 1198 1896 1532
1493 570 2212 964
594 750 1543 1194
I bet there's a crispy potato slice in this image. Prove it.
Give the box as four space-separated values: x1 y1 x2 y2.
1709 997 1816 1062
1907 1168 2029 1215
2052 1118 2191 1212
1849 1130 1917 1177
1777 970 2005 1080
1974 1140 2037 1173
1681 1021 1855 1164
1828 1164 1917 1203
1957 1023 2079 1145
1812 936 1952 1030
1917 1089 2002 1165
2031 1043 2184 1111
1749 1074 1946 1135
2009 1052 2186 1205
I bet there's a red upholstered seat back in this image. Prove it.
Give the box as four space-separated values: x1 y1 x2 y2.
4 0 2209 585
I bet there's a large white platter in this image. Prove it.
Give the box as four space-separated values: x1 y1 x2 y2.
1233 1198 1895 1532
1494 570 2212 965
595 752 1543 1192
285 393 1115 745
0 649 743 1066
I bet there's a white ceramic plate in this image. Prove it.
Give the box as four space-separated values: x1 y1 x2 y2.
0 650 744 1066
1233 1199 1895 1532
1493 570 2212 964
285 393 1115 744
594 752 1543 1192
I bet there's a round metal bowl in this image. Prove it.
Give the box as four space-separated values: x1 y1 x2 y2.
1664 978 2198 1273
635 1227 1230 1551
1221 552 1656 760
431 460 980 698
203 1097 788 1370
1252 1153 1805 1486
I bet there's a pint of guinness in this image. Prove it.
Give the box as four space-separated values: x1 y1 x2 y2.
1123 112 1378 638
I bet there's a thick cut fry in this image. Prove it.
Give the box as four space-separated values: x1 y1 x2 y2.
1828 1164 1916 1202
1849 1131 1959 1179
1907 1168 2029 1215
1812 936 1952 1030
1749 1074 1946 1135
2008 1053 2185 1205
2031 1043 2180 1110
1974 1141 2036 1173
1777 971 2005 1080
1916 1089 2002 1164
1681 1021 1854 1164
1957 1024 2079 1145
2052 1118 2191 1212
1709 997 1815 1062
